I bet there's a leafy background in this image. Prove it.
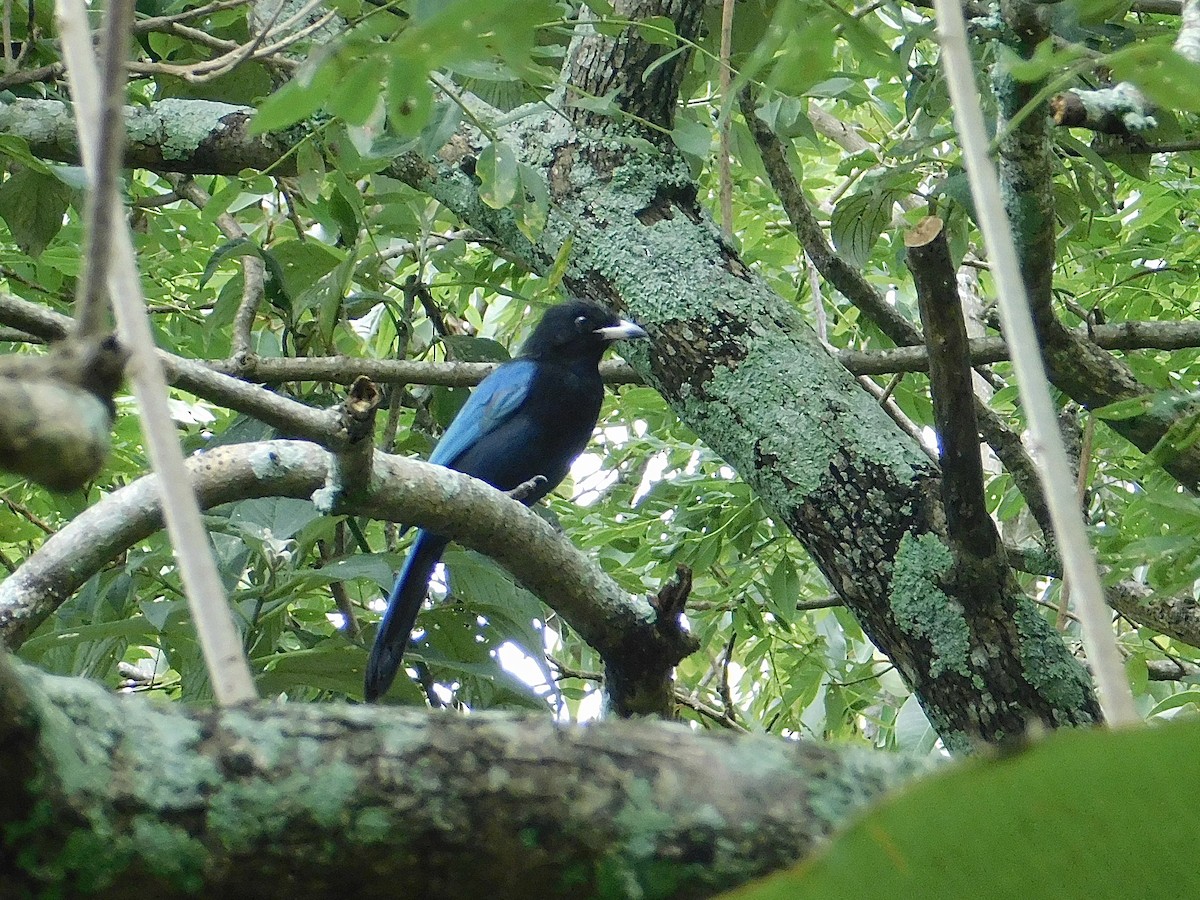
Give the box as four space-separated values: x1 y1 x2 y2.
1 0 1199 754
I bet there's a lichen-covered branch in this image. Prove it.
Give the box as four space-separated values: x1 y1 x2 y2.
563 0 704 135
1108 581 1200 648
0 440 696 715
0 97 292 174
0 653 926 899
1052 0 1200 134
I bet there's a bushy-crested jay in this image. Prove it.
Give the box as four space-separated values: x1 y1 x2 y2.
364 300 647 702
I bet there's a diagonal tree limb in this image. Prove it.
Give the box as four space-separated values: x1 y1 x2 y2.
937 0 1138 725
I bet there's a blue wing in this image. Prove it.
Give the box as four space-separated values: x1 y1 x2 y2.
428 359 536 469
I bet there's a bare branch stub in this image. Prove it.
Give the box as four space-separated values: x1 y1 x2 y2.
0 336 127 491
652 564 692 625
318 377 383 509
905 216 996 562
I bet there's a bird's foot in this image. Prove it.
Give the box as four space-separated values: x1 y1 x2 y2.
508 474 548 503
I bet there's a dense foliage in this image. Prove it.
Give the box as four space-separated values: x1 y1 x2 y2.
1 0 1199 756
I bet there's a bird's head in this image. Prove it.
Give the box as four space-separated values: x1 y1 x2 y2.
520 300 647 362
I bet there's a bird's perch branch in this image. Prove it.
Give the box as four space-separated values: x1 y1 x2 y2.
0 440 697 715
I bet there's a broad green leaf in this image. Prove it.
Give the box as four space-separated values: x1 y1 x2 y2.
0 168 72 257
724 720 1200 898
252 59 339 132
830 188 896 269
671 116 712 159
477 142 520 210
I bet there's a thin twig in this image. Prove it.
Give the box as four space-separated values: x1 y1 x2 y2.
72 0 134 339
168 175 264 359
717 0 735 239
2 0 14 75
55 0 257 705
1057 414 1096 631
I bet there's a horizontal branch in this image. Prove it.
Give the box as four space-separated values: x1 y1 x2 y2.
11 290 1200 395
209 354 643 387
0 97 292 174
840 319 1200 375
0 654 926 898
0 292 351 448
1108 580 1200 649
0 440 696 714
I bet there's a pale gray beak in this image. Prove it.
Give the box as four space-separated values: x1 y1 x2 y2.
595 319 648 341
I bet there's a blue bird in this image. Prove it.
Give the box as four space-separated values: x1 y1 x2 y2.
365 300 648 702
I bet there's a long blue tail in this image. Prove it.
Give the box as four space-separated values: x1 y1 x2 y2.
364 529 450 702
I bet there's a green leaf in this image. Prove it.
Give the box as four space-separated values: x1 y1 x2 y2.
1091 395 1154 421
327 58 384 126
252 59 338 132
636 15 677 46
0 136 53 172
199 237 263 288
830 188 896 268
227 497 322 542
0 168 72 257
266 239 346 305
295 140 327 203
722 719 1200 899
670 116 712 159
388 55 434 137
294 253 357 346
544 235 574 292
19 616 158 658
441 334 511 362
477 142 520 210
754 94 817 141
1110 46 1200 114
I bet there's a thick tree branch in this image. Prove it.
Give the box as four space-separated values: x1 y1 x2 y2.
0 97 292 174
0 653 926 898
563 0 704 135
1108 581 1200 649
940 0 1138 725
0 440 697 715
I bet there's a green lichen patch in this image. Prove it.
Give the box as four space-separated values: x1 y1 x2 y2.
891 533 971 679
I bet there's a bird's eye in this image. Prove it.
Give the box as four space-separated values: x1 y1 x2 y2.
574 315 589 330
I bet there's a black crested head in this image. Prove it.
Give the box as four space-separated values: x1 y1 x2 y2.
519 299 647 363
